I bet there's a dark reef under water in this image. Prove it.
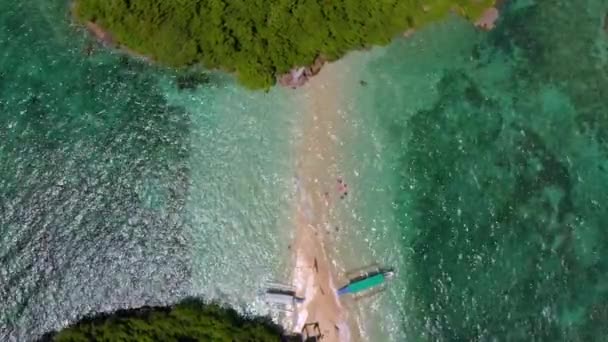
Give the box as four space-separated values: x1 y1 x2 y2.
386 0 608 340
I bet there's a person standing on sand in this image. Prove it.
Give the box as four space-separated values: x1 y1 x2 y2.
337 178 348 199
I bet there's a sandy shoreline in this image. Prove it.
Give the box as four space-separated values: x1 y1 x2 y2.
289 60 357 342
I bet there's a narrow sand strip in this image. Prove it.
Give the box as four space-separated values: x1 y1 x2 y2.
290 60 356 342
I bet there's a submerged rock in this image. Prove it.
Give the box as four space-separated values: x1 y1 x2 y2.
176 72 211 91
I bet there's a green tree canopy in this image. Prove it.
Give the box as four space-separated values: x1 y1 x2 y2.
74 0 494 89
41 299 294 341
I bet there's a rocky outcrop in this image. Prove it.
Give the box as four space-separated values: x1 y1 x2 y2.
277 56 327 89
278 67 307 88
475 7 500 31
84 21 152 62
403 28 416 38
86 21 115 46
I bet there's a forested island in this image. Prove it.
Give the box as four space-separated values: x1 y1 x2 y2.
73 0 495 89
40 299 296 341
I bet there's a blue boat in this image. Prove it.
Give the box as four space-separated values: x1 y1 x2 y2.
337 269 394 296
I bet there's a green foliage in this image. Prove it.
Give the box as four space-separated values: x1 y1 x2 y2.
73 0 494 89
42 299 289 341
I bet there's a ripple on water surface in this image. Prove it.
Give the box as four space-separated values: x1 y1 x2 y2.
0 4 190 340
353 1 608 340
0 1 296 340
161 76 297 315
3 0 608 341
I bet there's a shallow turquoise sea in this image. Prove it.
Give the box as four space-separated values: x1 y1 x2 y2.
2 0 608 341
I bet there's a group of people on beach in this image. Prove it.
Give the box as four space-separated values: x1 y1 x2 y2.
324 177 348 203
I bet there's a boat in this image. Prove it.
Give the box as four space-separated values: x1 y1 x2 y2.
264 290 304 305
264 283 304 306
337 268 395 296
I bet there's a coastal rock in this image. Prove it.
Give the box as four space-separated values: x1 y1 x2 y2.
475 7 500 31
278 67 307 88
84 21 153 62
86 21 114 46
278 56 326 89
308 56 326 77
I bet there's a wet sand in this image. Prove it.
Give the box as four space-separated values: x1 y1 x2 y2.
290 60 357 342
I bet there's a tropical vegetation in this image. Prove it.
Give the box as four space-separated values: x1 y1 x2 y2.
41 298 294 341
73 0 494 89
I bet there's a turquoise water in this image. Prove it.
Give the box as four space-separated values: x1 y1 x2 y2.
2 0 608 341
353 0 608 340
0 1 296 339
161 77 297 312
